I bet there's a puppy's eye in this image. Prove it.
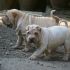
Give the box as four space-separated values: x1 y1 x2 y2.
27 31 30 34
34 32 38 36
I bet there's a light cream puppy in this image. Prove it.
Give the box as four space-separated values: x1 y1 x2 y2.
26 24 70 61
59 20 68 27
2 9 60 49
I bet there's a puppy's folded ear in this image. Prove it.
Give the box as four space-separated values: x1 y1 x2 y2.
36 26 41 32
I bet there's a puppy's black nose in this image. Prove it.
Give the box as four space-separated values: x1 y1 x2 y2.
29 38 35 43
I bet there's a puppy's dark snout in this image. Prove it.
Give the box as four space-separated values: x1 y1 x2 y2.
29 37 35 43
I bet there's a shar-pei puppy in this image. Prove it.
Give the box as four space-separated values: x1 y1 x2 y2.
25 24 70 61
1 9 66 49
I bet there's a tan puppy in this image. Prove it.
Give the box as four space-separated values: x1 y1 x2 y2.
2 9 60 49
26 24 70 61
59 20 68 27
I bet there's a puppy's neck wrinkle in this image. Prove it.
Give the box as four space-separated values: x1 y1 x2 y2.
37 41 41 48
23 14 35 25
41 28 49 48
14 16 18 29
14 15 22 29
46 29 51 49
24 14 31 25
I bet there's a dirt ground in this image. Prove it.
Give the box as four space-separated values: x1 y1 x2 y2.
0 9 70 70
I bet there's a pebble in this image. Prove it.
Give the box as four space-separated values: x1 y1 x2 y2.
0 36 2 39
5 51 9 55
36 61 44 66
10 42 13 46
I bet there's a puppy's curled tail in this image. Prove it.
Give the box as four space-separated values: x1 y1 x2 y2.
50 10 56 17
50 10 60 24
59 20 68 27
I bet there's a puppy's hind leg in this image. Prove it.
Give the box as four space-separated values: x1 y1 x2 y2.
63 32 70 61
62 45 70 61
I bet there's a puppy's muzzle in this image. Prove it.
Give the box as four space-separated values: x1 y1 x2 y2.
2 15 13 28
29 37 36 43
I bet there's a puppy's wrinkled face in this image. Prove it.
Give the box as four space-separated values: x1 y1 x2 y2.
2 15 13 28
2 9 18 28
26 25 41 46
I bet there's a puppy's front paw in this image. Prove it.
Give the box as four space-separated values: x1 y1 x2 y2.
29 55 37 60
22 47 30 52
12 45 23 49
11 45 18 49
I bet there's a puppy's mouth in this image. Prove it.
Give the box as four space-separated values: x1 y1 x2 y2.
27 41 37 51
29 38 36 43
